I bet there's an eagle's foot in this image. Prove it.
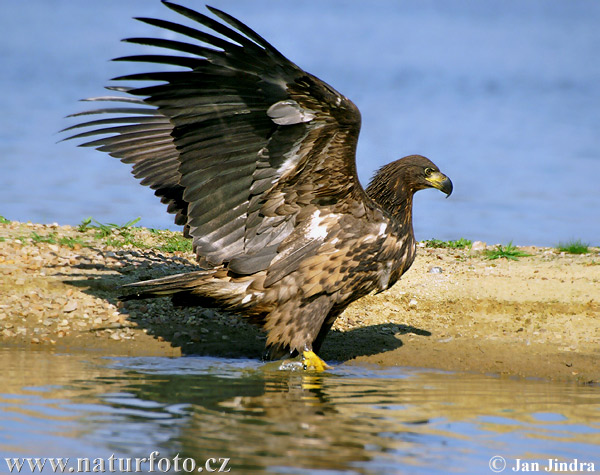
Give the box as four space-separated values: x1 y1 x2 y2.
302 350 331 371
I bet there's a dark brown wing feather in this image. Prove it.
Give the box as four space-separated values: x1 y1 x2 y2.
63 90 189 228
64 1 363 274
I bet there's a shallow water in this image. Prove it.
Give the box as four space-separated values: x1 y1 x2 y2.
1 0 600 246
1 350 599 474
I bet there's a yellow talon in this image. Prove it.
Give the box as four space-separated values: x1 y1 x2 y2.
302 350 331 371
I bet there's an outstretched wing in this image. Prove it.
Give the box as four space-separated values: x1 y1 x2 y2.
65 1 363 272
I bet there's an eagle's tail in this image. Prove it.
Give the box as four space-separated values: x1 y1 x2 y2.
119 270 255 310
120 270 215 300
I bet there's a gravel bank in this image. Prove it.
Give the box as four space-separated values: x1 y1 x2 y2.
1 220 598 383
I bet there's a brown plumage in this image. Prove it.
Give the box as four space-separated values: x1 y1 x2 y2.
65 2 453 366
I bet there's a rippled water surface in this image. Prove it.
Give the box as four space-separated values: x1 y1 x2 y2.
1 350 599 474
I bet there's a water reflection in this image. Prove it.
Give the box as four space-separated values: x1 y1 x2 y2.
1 350 599 474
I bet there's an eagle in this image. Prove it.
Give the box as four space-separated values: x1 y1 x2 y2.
65 2 453 370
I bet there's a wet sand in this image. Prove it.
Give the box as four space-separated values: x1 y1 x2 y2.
1 221 598 383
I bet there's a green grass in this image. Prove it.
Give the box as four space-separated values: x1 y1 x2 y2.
146 228 193 252
78 216 141 238
155 232 194 253
103 231 147 249
7 216 192 253
22 217 144 249
77 217 93 232
58 236 87 249
30 232 58 245
556 239 589 254
78 216 147 248
424 238 472 249
485 241 531 261
103 234 148 249
78 217 192 252
28 232 87 249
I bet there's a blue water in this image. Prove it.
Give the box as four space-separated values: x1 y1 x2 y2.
1 0 599 246
1 350 599 474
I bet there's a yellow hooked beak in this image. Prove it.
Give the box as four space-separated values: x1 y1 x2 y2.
426 171 453 197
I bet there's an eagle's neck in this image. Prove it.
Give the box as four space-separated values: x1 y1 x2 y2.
365 171 415 235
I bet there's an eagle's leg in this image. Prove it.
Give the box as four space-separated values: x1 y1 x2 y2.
265 296 335 371
311 308 342 354
302 349 331 371
300 308 342 371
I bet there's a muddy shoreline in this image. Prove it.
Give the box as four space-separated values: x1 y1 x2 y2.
1 220 598 383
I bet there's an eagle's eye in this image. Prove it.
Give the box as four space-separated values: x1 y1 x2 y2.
424 167 434 176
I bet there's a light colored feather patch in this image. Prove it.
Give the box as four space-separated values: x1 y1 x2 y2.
267 100 316 125
306 210 330 241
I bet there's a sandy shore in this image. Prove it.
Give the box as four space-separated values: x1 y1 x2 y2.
1 220 598 383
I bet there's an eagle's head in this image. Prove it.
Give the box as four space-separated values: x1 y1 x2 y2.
366 155 453 216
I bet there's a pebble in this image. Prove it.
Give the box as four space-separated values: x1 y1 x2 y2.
471 241 487 251
428 266 443 274
63 301 78 313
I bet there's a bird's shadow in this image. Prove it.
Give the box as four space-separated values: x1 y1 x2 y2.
62 248 431 362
